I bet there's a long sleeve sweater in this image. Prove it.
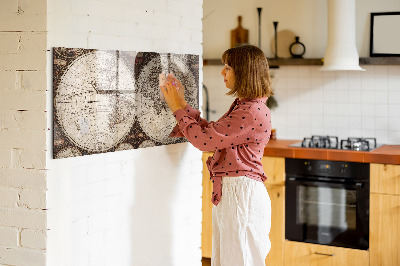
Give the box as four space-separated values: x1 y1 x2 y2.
169 97 271 205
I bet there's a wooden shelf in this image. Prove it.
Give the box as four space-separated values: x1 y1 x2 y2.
203 57 400 67
268 58 323 67
359 57 400 65
203 58 323 67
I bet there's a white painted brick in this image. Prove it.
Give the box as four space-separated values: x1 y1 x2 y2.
19 189 46 209
164 27 193 42
87 33 124 51
87 1 124 22
0 110 47 131
120 36 153 52
129 0 166 13
0 33 20 54
71 166 89 186
0 150 11 169
70 0 88 15
104 178 123 196
19 0 47 15
92 20 130 37
180 15 202 30
0 247 45 266
20 150 46 170
87 212 109 234
86 164 109 183
20 229 46 250
0 187 19 208
0 34 47 72
166 0 192 15
152 39 181 54
0 208 46 230
191 31 203 44
104 162 122 179
71 218 88 237
0 169 47 190
152 10 180 27
19 32 47 54
0 129 46 150
0 90 46 111
190 160 203 174
0 71 16 90
136 24 169 40
11 146 22 170
0 227 19 247
179 41 202 55
190 3 203 19
122 8 155 24
0 13 46 32
0 0 17 13
0 51 47 71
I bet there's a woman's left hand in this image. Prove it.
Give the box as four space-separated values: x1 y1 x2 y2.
160 77 184 113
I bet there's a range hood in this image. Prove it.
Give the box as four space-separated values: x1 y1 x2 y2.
320 0 365 71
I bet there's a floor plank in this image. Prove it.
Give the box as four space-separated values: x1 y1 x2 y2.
202 257 211 266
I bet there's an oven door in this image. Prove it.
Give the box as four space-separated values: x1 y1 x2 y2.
285 177 369 250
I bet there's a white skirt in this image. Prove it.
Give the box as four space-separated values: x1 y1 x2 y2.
212 176 271 266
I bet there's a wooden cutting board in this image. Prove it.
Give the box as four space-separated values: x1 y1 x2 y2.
231 16 249 48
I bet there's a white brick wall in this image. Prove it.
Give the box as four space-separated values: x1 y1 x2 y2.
46 1 203 266
2 0 203 265
0 0 48 265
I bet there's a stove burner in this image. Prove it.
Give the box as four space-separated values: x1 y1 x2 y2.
295 136 378 151
301 135 339 149
340 137 377 151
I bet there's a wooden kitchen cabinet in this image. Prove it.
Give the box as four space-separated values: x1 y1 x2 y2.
370 163 400 195
284 241 369 266
370 163 400 266
261 156 285 186
264 184 285 266
202 152 213 258
262 156 285 266
201 154 286 266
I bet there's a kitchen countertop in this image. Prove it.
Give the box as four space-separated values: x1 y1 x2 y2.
263 139 400 165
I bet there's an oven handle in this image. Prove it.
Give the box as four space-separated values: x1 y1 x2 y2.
286 177 364 189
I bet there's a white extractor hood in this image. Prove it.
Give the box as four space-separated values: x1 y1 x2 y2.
320 0 365 71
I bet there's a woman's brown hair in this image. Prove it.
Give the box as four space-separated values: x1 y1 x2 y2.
221 44 273 99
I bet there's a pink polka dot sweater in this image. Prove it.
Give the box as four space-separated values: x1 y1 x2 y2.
169 97 271 206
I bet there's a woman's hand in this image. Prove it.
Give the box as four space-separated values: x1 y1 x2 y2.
161 76 185 113
169 74 187 108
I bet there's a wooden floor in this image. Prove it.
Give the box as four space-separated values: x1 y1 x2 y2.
202 257 211 266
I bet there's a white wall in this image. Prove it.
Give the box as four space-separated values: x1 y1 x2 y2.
46 0 203 266
0 0 48 265
203 0 400 145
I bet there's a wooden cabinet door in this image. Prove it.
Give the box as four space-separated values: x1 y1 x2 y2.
370 193 400 266
370 163 400 195
284 241 369 266
202 152 213 258
264 184 284 266
262 156 285 186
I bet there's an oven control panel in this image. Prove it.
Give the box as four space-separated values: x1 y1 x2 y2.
286 158 369 180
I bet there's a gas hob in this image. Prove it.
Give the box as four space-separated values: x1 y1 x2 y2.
289 135 382 151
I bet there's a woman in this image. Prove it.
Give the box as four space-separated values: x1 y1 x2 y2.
161 44 273 266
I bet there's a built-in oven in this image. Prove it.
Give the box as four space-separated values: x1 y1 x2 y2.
285 158 370 250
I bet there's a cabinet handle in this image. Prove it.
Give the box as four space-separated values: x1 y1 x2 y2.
314 252 335 257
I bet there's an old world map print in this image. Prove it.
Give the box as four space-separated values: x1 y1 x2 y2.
53 47 199 159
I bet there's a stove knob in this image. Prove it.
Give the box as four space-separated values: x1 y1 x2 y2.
305 162 312 171
340 164 347 174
